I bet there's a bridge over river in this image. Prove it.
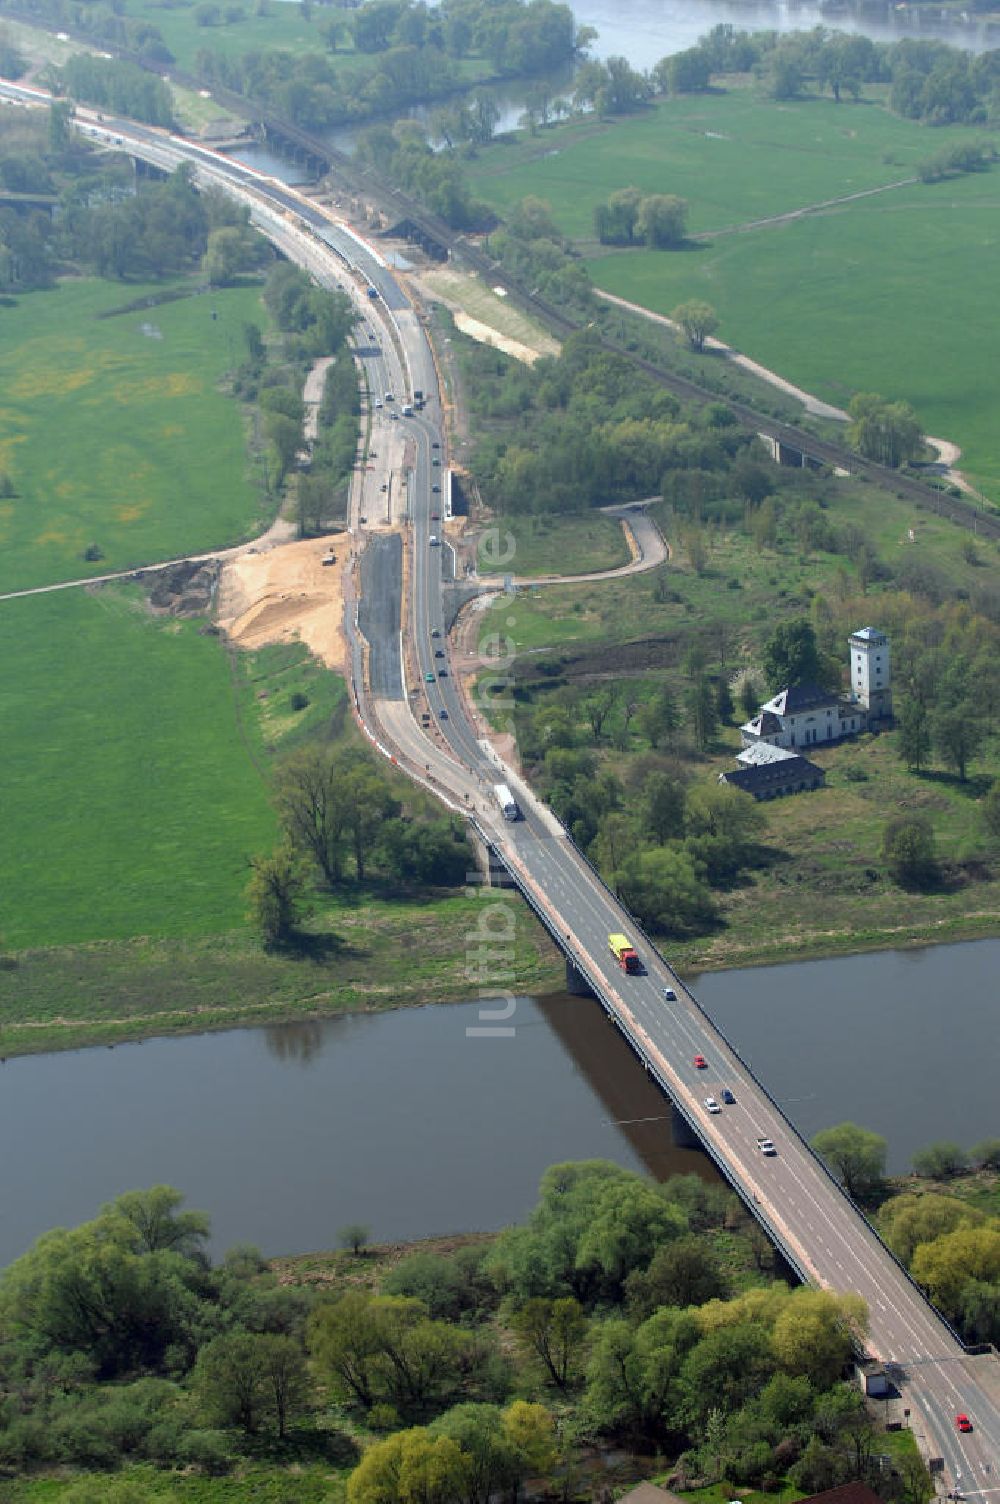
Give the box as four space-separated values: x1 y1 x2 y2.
1 78 997 1483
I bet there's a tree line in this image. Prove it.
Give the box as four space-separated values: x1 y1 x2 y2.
0 0 175 66
191 0 579 131
462 325 758 517
248 743 472 945
0 1162 924 1497
811 1122 1000 1346
0 118 264 292
649 23 1000 126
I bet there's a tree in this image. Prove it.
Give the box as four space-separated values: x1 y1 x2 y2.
202 224 266 286
49 99 73 154
897 696 931 772
340 764 400 881
762 618 828 691
636 194 688 248
512 1298 586 1388
878 1192 983 1264
911 1140 968 1179
680 1321 775 1427
502 1400 557 1483
260 1333 309 1438
339 1222 371 1255
685 675 718 752
971 1138 1000 1171
684 781 764 882
982 780 1000 841
642 771 686 842
932 703 983 781
194 1331 270 1434
637 688 678 749
672 300 719 352
882 814 938 889
625 1235 727 1316
911 1225 1000 1315
739 673 762 722
103 1185 209 1257
811 1123 887 1201
751 497 778 553
584 686 619 743
771 1290 867 1389
274 747 349 885
347 1427 466 1504
847 392 922 468
247 843 309 945
428 1404 516 1504
617 845 715 936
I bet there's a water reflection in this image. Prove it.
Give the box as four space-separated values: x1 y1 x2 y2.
0 996 695 1267
263 1019 327 1065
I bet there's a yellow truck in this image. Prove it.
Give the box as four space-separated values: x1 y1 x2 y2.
608 933 641 975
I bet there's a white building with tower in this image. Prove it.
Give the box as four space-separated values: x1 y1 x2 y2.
721 627 893 800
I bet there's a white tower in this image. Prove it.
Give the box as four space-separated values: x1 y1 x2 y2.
849 627 892 724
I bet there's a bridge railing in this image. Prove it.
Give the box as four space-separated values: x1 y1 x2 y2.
472 820 805 1278
486 812 970 1354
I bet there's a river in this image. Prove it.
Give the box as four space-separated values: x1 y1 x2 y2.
230 0 1000 176
3 939 997 1266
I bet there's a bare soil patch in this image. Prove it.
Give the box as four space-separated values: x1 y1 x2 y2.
217 536 348 671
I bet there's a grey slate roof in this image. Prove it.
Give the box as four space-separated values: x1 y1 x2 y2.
721 754 824 795
762 683 839 716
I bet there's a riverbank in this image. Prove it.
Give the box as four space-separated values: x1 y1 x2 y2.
0 894 565 1059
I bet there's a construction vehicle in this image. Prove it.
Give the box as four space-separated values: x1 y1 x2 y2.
608 933 642 974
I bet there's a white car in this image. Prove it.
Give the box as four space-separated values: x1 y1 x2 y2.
758 1137 777 1156
704 1097 721 1114
663 987 676 1000
429 535 440 547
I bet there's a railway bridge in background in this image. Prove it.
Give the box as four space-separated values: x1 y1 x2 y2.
1 77 998 1478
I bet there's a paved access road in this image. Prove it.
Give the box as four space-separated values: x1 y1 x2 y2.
5 85 996 1484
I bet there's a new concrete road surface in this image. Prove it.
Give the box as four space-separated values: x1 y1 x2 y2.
6 85 995 1484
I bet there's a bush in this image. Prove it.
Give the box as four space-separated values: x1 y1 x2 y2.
912 1140 968 1179
289 691 310 712
178 1429 235 1473
882 814 938 889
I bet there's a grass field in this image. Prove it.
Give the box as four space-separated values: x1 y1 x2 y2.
124 0 497 84
0 1463 348 1501
0 889 563 1057
466 87 1000 500
0 278 269 592
588 175 1000 499
477 511 631 576
0 587 563 1052
0 585 277 949
466 90 937 239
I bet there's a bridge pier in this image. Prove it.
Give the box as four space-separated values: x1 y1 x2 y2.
468 830 514 889
671 1104 701 1149
565 957 596 998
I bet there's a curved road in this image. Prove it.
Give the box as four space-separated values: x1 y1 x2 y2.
3 81 998 1485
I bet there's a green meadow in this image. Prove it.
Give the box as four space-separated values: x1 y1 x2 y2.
468 88 1000 499
0 585 277 950
0 279 268 593
588 174 1000 499
478 510 630 577
466 91 936 238
123 0 497 82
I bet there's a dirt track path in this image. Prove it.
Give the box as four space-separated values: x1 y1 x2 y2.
595 289 977 493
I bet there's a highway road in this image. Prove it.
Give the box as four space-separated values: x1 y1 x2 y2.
4 80 998 1483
